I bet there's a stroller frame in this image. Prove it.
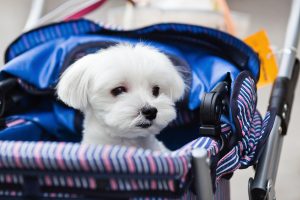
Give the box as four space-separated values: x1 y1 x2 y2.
192 0 300 199
248 0 300 199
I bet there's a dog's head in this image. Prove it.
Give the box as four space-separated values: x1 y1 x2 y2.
57 44 185 138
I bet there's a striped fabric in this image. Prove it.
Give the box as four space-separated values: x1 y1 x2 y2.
6 20 102 61
131 179 229 200
0 179 229 200
0 123 232 196
215 75 263 181
133 24 260 78
0 73 272 200
214 178 230 200
5 20 260 81
166 74 268 184
0 176 230 200
0 189 76 198
0 123 232 197
0 141 190 191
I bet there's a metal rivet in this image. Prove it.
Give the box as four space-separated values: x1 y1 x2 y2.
278 126 282 134
284 104 288 111
282 112 286 119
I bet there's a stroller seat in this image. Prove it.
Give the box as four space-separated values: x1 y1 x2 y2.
0 19 275 200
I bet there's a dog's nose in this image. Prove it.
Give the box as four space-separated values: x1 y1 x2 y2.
141 107 157 120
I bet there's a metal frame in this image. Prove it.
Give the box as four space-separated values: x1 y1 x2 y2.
192 148 214 200
249 0 300 199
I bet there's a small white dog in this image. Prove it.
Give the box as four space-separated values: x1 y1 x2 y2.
57 44 185 151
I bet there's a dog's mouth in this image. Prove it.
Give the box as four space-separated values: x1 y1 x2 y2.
136 122 152 128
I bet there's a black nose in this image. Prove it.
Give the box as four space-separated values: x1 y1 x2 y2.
141 107 157 120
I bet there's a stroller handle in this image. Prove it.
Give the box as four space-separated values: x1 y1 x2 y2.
278 0 300 78
250 0 300 200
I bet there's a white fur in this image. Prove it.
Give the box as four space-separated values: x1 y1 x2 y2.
57 44 185 151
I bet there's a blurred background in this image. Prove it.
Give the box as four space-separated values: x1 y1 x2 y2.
0 0 299 199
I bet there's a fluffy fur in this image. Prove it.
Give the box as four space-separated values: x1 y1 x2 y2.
57 44 185 151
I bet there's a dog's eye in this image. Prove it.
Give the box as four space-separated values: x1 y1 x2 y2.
152 86 160 97
111 86 127 96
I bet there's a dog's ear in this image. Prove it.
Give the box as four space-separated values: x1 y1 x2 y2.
169 69 186 102
56 55 94 111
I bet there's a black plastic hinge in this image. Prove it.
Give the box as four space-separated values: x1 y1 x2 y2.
268 59 299 135
199 81 230 138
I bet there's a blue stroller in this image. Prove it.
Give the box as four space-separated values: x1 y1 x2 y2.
0 1 299 200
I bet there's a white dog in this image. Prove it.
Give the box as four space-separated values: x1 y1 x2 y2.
57 44 185 151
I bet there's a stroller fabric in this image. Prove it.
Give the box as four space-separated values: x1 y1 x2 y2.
0 19 273 199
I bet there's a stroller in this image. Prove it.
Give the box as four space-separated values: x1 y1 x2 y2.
0 1 299 199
